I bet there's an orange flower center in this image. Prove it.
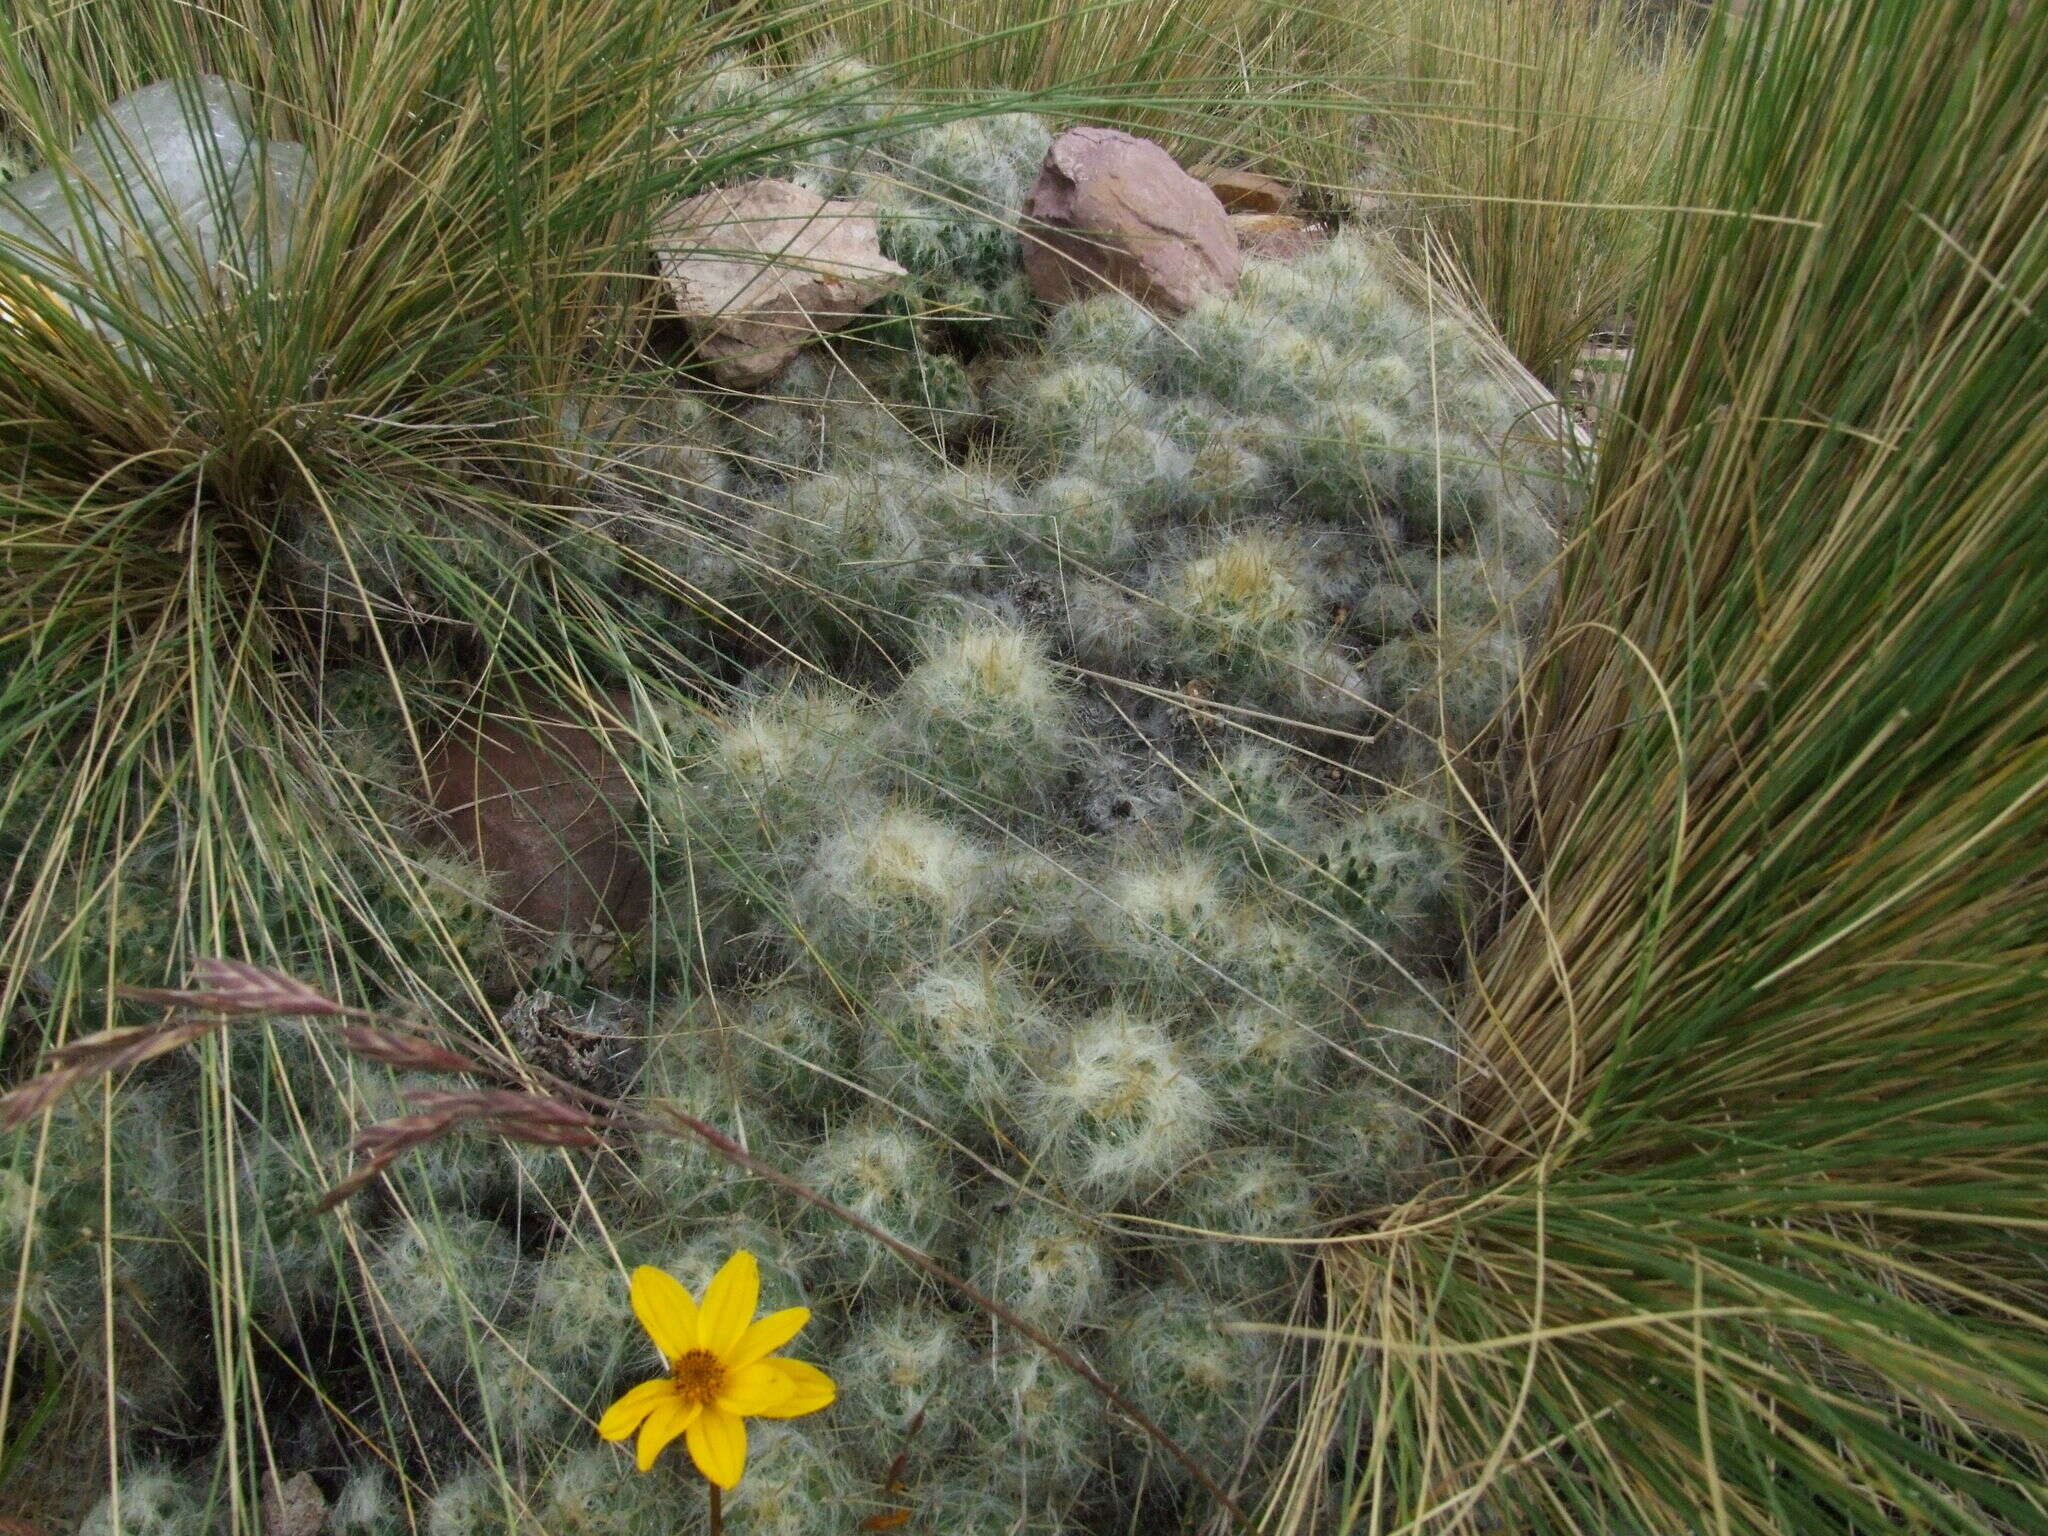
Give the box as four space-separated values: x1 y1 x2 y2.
671 1348 727 1407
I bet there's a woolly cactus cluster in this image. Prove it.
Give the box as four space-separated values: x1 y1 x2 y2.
583 201 1547 1522
46 92 1571 1536
595 594 1470 1524
677 229 1559 792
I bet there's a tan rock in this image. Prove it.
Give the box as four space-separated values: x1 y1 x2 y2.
1194 165 1293 215
424 702 649 962
1230 213 1329 262
654 178 907 390
261 1472 326 1536
1021 126 1241 316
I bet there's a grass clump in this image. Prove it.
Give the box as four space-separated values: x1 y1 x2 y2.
1370 0 1693 385
1273 3 2048 1531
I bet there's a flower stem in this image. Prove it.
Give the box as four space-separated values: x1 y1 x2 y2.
708 1481 723 1536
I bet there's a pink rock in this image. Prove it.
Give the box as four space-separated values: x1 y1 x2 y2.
654 178 907 390
1021 127 1241 315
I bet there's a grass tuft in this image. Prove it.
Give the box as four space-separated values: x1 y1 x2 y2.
1274 2 2048 1531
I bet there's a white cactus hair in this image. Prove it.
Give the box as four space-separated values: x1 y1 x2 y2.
1085 852 1236 990
1219 907 1344 1017
327 1467 403 1536
1170 1146 1319 1297
523 1240 639 1381
660 683 872 919
1232 255 1319 316
1307 791 1463 945
861 111 1051 287
987 842 1090 956
1045 288 1167 367
973 1201 1114 1334
1348 347 1419 406
909 465 1028 549
994 358 1155 450
800 1115 960 1295
1162 528 1314 669
794 801 991 976
1233 323 1352 414
661 1217 812 1317
839 1300 976 1449
362 1213 526 1379
1307 1081 1436 1203
75 1467 213 1536
532 1448 669 1533
81 107 1563 1524
4 1084 201 1405
1294 397 1407 503
719 982 857 1119
1198 1001 1331 1119
1027 474 1136 567
1283 632 1373 727
1181 740 1312 866
1027 1007 1219 1198
1367 625 1525 748
863 958 1050 1136
701 685 869 795
1155 292 1293 403
472 1332 580 1446
918 1477 1078 1536
1059 576 1163 673
890 613 1074 808
1281 237 1410 347
1106 1288 1282 1484
1059 419 1193 514
979 1344 1107 1485
634 1027 791 1220
1399 548 1518 634
721 1424 858 1536
421 1467 505 1536
756 457 932 616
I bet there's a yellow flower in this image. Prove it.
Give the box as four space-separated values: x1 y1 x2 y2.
597 1251 835 1488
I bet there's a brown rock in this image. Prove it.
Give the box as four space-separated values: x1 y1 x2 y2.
1194 165 1293 215
1230 213 1330 263
654 178 907 390
424 703 649 961
1021 127 1241 316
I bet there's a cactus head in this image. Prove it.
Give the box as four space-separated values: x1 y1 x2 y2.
1028 1008 1218 1199
795 804 990 980
973 1203 1114 1336
890 615 1073 810
1106 1289 1279 1486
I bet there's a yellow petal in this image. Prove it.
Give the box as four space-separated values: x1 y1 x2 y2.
635 1397 700 1472
716 1359 797 1417
728 1305 811 1369
631 1265 699 1362
597 1378 676 1442
686 1406 748 1489
752 1357 836 1418
697 1250 759 1358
